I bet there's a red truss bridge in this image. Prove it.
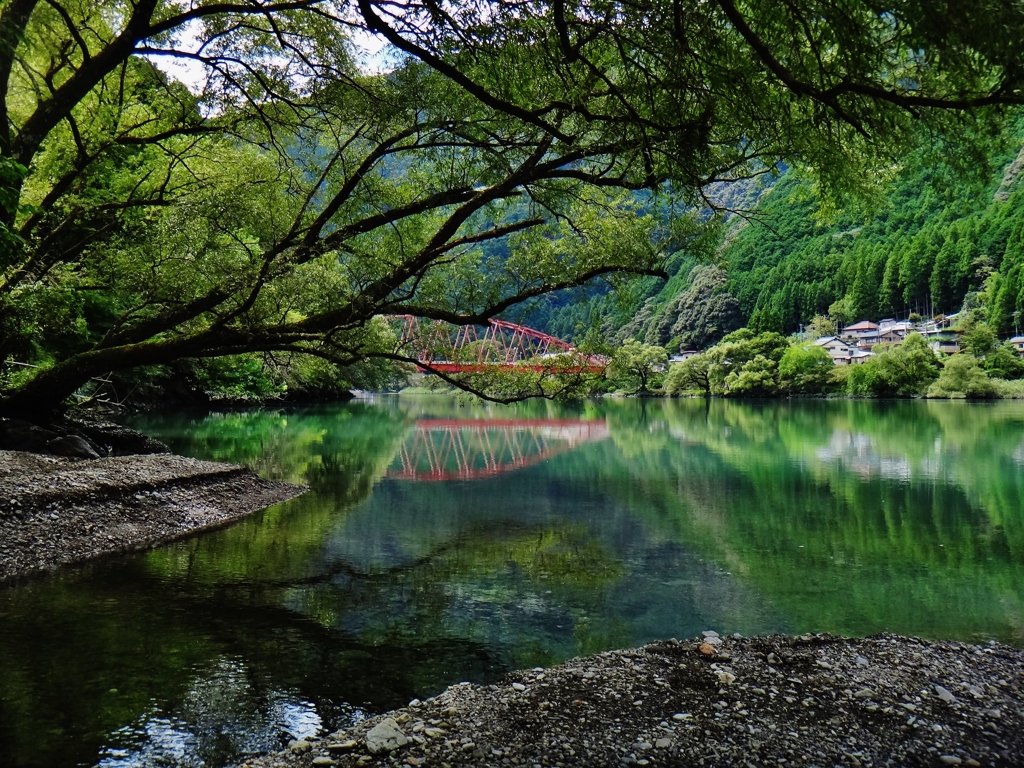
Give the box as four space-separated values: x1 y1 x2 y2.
388 418 610 481
393 316 606 374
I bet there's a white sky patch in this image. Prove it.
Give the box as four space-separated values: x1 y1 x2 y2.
145 22 395 94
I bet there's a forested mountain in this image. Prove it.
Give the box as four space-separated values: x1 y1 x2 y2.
543 118 1024 350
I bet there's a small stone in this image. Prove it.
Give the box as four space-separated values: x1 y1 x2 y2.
816 660 832 669
442 707 459 717
716 671 737 685
406 758 422 766
702 630 720 638
767 653 780 664
312 759 335 767
699 643 716 656
409 698 422 708
856 656 869 667
326 741 359 752
967 685 984 698
633 742 652 750
290 740 313 755
655 738 672 748
366 718 409 754
934 685 957 705
965 760 981 767
939 757 962 766
672 713 691 721
512 682 527 692
853 689 876 699
703 636 723 646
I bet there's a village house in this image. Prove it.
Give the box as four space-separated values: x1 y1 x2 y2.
668 350 701 364
814 336 872 365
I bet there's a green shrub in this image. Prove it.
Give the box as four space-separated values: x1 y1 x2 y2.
926 355 998 399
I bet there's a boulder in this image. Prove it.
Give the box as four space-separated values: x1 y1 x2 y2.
47 435 102 459
365 718 408 754
0 421 60 453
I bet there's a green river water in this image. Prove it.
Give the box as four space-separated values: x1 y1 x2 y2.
1 396 1023 767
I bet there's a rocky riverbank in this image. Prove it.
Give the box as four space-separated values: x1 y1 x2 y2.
0 449 304 583
245 632 1023 768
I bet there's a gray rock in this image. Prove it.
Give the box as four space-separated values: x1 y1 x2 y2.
311 758 335 767
939 757 962 766
47 435 101 459
326 740 358 752
934 685 958 705
512 682 527 691
0 422 60 453
366 718 409 754
289 740 313 754
655 738 672 748
702 630 720 638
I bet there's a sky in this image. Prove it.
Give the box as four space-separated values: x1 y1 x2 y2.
149 23 394 93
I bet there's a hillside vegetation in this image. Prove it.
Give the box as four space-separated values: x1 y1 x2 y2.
542 119 1024 351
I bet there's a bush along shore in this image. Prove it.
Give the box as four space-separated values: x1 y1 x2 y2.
246 632 1023 768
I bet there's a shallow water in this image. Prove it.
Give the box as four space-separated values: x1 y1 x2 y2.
1 396 1022 767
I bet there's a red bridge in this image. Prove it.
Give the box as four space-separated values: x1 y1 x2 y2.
388 418 610 481
394 316 606 374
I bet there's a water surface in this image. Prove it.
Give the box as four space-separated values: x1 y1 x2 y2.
1 396 1023 767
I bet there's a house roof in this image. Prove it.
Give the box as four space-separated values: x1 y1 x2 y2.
1010 336 1024 343
842 320 879 331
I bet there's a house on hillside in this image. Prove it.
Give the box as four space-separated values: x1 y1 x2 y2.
669 350 701 363
1010 336 1024 356
814 336 872 365
930 339 960 355
841 320 881 350
841 320 879 339
876 319 913 344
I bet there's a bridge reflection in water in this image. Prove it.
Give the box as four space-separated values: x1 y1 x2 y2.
387 418 609 481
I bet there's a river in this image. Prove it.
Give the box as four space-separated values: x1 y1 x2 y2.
1 396 1022 767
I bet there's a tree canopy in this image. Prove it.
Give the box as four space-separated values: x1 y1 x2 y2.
2 0 1024 415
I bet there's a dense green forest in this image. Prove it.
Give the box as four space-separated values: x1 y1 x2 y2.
3 1 1024 410
542 120 1024 349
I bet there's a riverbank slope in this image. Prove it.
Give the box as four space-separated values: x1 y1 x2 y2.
247 632 1023 768
0 450 305 583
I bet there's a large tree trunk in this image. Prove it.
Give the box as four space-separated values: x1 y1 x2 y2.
0 337 207 419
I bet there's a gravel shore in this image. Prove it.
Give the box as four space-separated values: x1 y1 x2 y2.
245 633 1023 768
0 450 305 582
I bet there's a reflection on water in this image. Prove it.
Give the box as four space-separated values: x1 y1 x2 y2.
97 657 324 768
1 396 1023 768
